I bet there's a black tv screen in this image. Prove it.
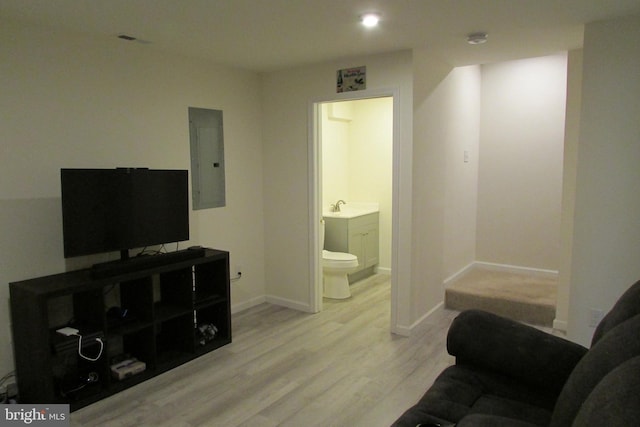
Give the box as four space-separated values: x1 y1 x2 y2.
61 168 189 258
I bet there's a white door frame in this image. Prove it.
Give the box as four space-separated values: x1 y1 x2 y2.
308 87 400 333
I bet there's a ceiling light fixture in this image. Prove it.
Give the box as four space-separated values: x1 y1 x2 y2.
467 32 488 45
361 13 380 28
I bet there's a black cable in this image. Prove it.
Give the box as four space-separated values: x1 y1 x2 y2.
0 371 15 387
0 371 16 404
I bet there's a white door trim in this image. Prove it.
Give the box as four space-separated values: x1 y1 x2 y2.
307 87 402 335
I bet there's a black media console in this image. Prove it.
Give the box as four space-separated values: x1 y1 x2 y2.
90 247 206 278
9 248 231 411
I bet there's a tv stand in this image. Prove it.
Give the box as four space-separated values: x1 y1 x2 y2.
10 248 230 411
91 248 206 278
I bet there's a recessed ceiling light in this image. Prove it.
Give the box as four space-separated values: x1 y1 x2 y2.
361 13 380 28
467 32 488 45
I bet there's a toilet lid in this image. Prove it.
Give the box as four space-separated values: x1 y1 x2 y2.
323 250 357 261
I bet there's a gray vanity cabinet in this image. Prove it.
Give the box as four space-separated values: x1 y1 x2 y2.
324 212 379 280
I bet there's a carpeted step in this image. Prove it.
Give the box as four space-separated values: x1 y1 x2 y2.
445 269 558 327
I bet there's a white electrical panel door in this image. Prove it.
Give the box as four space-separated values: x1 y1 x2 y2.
189 107 225 209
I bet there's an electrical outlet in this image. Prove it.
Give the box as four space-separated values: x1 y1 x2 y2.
230 265 243 281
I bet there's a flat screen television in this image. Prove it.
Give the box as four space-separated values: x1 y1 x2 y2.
61 168 189 258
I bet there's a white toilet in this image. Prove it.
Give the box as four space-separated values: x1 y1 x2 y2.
321 220 359 299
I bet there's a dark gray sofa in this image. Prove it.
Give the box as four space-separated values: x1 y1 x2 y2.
392 279 640 427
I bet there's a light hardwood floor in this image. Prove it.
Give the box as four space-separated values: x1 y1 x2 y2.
71 275 457 427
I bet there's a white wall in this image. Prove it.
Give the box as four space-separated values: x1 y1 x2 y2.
0 20 266 375
477 54 567 272
443 66 481 280
414 55 568 323
321 103 351 207
261 51 416 331
264 49 569 333
413 56 479 321
349 98 393 272
4 13 629 383
322 98 393 272
568 15 640 346
555 49 583 332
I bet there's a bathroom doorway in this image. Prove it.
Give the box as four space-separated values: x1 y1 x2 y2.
310 94 395 315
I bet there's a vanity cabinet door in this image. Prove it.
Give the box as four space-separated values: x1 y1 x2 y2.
348 213 379 271
362 224 379 268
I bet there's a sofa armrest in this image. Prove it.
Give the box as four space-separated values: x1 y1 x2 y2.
447 310 587 394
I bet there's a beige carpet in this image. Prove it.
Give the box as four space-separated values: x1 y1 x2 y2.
445 268 558 326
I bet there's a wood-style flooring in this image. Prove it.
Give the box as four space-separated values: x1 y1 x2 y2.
71 275 457 427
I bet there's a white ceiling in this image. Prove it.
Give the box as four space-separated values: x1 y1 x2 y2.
2 0 640 72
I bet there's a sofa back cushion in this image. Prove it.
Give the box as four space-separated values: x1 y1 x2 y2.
591 279 640 345
550 314 640 427
447 309 587 396
571 355 640 426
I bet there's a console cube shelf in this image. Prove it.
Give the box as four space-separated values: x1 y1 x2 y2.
9 248 231 411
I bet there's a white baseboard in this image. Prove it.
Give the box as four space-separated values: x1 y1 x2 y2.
553 319 568 332
231 296 266 314
474 261 559 278
392 324 411 336
265 294 314 313
375 266 392 275
393 302 444 337
232 295 313 314
443 263 475 287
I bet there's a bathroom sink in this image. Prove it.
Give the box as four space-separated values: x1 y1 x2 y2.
323 203 378 219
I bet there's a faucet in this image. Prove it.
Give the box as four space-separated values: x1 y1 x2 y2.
332 199 346 212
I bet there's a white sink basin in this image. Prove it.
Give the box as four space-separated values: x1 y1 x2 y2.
323 203 379 219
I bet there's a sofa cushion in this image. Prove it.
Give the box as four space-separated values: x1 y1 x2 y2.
467 394 551 425
550 314 640 427
391 364 554 427
572 355 640 426
457 414 541 427
591 279 640 345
